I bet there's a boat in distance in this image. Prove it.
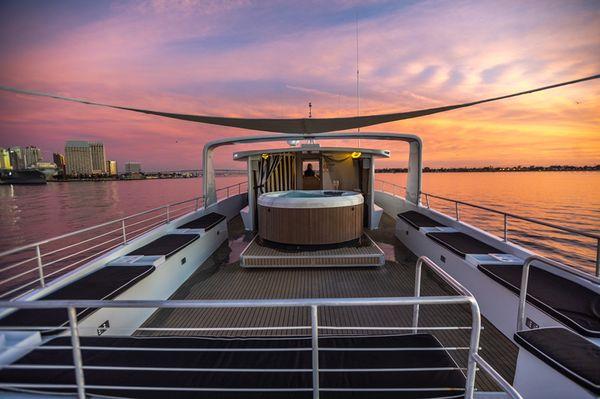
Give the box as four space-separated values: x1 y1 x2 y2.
0 170 47 185
0 77 598 398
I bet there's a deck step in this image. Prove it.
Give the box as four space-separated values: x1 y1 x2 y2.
240 234 385 268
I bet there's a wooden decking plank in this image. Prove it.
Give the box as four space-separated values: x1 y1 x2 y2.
137 214 517 391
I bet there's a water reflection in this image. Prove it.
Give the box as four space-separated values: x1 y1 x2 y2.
1 172 598 275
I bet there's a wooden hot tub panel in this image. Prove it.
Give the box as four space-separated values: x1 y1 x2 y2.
258 205 363 245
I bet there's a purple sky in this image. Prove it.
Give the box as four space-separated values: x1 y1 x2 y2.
0 0 599 171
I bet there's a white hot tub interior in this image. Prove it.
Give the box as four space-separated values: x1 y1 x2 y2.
258 190 364 208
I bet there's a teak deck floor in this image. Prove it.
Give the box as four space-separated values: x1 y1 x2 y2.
240 234 384 267
137 214 518 392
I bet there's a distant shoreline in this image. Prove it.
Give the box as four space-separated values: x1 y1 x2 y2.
376 166 600 174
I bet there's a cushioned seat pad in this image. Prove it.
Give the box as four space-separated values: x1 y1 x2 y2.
127 234 199 258
479 264 600 337
397 211 445 229
0 266 154 332
179 212 226 231
426 232 504 258
514 328 600 393
0 334 466 399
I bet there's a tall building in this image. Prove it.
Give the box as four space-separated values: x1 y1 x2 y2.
90 142 107 174
53 153 66 175
0 148 11 170
107 160 118 176
125 162 142 174
23 146 42 167
6 146 42 169
65 141 93 176
8 147 25 170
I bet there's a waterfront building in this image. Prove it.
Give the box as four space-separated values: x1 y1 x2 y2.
90 142 107 174
65 141 93 176
0 148 11 170
8 147 25 170
125 162 142 174
23 146 42 167
107 160 118 176
53 153 66 176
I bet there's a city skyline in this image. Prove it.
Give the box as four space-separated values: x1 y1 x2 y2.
0 1 599 170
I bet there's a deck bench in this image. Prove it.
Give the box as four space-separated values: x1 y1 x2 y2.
0 333 466 398
178 212 226 233
479 264 600 337
426 231 504 258
397 210 446 230
126 233 199 258
514 328 599 395
0 266 155 334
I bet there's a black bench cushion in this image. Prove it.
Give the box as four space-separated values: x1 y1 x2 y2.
479 264 600 337
179 212 226 231
398 211 446 229
126 234 199 258
0 266 154 332
515 328 600 394
0 334 465 399
426 232 504 258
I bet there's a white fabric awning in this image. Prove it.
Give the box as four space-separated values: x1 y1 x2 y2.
1 74 597 134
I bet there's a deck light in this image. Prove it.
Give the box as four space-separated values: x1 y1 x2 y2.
351 151 362 159
261 153 270 160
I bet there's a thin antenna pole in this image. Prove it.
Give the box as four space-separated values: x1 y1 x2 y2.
356 12 360 147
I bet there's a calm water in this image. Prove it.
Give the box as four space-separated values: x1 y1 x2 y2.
1 172 598 274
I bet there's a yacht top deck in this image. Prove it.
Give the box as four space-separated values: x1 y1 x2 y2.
138 214 518 392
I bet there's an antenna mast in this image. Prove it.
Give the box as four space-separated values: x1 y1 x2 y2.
356 13 360 147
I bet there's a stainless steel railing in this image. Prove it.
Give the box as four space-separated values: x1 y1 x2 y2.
0 181 248 299
0 256 522 399
515 255 600 331
375 178 600 277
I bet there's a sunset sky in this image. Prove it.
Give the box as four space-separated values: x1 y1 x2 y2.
0 0 598 171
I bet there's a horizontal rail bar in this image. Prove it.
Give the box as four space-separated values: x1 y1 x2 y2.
41 234 123 268
0 384 312 392
0 255 39 274
0 195 203 258
41 225 124 258
421 190 600 240
0 295 475 309
4 345 469 352
472 353 523 399
376 178 599 277
2 364 469 374
0 265 39 286
0 383 463 393
374 178 599 240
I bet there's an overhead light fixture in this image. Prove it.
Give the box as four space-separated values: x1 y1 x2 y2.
351 151 362 159
287 139 300 147
261 153 270 160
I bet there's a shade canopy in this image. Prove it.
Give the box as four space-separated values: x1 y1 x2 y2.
1 74 597 134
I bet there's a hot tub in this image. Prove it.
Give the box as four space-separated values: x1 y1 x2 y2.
258 190 364 245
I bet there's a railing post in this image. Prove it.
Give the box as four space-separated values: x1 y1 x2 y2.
425 193 430 208
412 258 422 334
517 259 532 331
166 205 170 223
455 202 460 220
596 239 600 278
35 245 45 288
465 298 481 399
227 186 230 198
121 220 127 244
195 197 199 211
310 305 320 399
67 307 86 399
503 214 508 242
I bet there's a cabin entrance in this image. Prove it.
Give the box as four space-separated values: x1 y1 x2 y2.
301 158 321 190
